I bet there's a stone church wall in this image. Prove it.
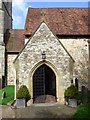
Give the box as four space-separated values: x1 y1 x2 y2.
14 23 74 103
0 46 5 78
61 38 89 89
0 2 5 88
7 37 89 96
22 37 89 89
0 1 12 88
9 37 89 93
9 38 89 90
7 54 17 85
2 2 12 33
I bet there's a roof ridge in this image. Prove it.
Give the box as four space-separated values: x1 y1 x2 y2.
12 29 24 30
28 7 88 9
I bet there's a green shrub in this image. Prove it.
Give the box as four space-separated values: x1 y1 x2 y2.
73 103 90 119
64 85 79 99
0 85 14 105
16 85 31 102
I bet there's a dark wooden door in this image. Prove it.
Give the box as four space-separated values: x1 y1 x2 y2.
33 64 56 103
33 65 45 102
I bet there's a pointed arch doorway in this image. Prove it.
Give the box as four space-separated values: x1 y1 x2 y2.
33 64 56 103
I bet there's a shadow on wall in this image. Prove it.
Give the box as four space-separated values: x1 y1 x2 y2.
71 78 89 104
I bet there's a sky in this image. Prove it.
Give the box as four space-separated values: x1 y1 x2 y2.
12 1 89 29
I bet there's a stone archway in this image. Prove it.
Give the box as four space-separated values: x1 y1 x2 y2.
33 64 56 103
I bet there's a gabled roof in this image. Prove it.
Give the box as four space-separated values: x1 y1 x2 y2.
6 29 25 52
14 21 74 63
25 8 89 35
6 8 90 53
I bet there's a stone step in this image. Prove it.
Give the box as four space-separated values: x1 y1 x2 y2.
34 95 56 103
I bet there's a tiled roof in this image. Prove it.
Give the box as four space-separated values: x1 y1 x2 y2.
25 8 89 35
6 29 25 52
6 8 90 52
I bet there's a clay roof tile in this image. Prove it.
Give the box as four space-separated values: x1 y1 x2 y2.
25 8 89 35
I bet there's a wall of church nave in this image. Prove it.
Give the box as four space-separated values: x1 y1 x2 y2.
7 54 17 85
61 38 89 88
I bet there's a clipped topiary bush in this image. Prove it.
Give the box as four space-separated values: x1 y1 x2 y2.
16 85 31 102
64 85 79 99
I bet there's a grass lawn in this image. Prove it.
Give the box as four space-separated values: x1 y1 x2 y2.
0 85 14 105
73 103 90 119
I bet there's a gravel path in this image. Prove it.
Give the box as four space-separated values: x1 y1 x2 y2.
0 104 77 119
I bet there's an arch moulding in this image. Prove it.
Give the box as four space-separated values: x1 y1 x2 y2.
28 60 63 104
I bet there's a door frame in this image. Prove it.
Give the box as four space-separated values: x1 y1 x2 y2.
28 60 61 104
33 64 56 103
